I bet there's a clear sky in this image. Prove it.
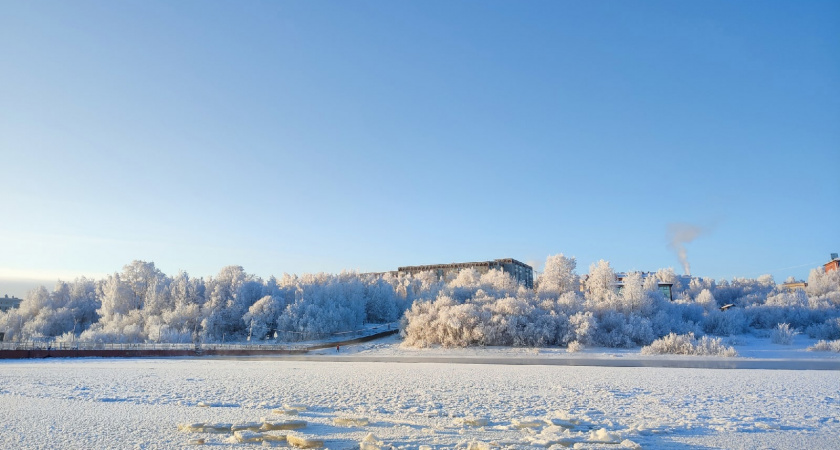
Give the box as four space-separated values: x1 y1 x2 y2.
1 1 838 297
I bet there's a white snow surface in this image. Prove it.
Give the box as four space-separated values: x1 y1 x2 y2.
2 335 839 449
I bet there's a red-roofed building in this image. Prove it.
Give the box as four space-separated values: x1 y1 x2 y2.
826 253 840 273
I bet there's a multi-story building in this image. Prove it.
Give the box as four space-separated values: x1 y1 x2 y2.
825 253 840 273
0 294 22 312
396 258 534 289
613 272 678 301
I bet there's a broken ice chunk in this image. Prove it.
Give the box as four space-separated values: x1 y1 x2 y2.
260 420 307 431
334 417 370 427
287 433 324 448
455 417 489 427
231 422 263 432
465 441 492 450
588 428 621 443
261 434 287 442
204 423 232 433
233 430 264 443
177 422 205 433
621 439 642 449
511 418 545 429
548 411 581 428
359 433 384 450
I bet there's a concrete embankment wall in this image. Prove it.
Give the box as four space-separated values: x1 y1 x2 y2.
0 329 399 359
0 348 308 359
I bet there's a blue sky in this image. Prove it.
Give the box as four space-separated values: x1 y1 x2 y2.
1 1 838 296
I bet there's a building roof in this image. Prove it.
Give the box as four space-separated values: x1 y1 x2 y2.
398 258 532 272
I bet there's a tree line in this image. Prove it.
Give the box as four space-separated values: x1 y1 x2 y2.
1 255 839 348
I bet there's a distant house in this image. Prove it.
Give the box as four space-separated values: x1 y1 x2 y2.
825 253 840 273
396 258 535 289
782 281 808 292
0 294 22 312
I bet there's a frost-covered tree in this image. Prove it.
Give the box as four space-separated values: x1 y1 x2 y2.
695 288 717 313
584 260 619 309
536 254 579 298
201 265 263 341
275 272 367 340
619 272 651 314
243 295 282 341
806 268 840 306
364 278 399 323
97 274 136 323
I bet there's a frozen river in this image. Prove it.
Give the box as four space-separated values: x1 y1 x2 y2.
223 354 840 370
1 355 839 449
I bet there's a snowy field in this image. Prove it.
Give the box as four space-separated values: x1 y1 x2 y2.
1 336 839 449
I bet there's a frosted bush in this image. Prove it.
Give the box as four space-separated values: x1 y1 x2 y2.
595 321 632 348
807 340 840 352
703 308 747 336
566 341 583 353
806 317 840 340
746 305 826 330
771 323 797 345
568 311 596 345
641 332 738 357
401 292 582 348
592 311 650 348
766 291 807 308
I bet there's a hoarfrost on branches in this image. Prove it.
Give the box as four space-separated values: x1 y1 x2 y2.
2 254 839 348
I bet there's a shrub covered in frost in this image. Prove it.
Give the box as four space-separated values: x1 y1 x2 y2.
641 332 738 357
703 308 747 336
401 292 588 348
807 340 840 352
805 317 840 340
770 323 797 345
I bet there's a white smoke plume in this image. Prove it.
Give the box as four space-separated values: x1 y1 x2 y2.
667 223 707 276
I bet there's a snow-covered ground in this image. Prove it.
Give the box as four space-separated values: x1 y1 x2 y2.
1 335 839 449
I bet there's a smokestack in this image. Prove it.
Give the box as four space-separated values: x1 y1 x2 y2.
667 223 707 276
